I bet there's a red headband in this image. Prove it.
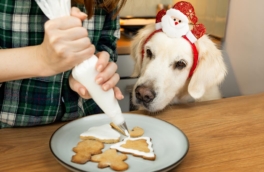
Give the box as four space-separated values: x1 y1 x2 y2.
141 30 199 78
141 29 162 60
140 1 205 78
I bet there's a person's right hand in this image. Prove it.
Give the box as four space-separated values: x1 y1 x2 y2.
37 7 93 76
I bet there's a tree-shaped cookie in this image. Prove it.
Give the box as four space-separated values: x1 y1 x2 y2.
111 137 156 160
71 140 104 164
91 149 128 171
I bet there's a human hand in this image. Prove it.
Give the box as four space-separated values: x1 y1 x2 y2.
95 51 124 100
37 7 94 76
69 51 124 100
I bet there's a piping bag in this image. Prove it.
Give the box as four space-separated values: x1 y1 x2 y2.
35 0 130 136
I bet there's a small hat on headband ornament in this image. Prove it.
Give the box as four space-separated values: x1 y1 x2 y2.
155 1 206 43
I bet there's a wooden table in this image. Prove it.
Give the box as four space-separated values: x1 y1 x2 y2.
1 93 264 172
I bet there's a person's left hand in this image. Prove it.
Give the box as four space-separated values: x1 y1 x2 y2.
69 51 124 100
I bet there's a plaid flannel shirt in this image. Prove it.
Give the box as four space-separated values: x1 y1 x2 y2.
0 0 120 128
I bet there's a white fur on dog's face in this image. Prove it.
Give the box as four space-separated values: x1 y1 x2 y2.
132 33 193 112
130 24 227 113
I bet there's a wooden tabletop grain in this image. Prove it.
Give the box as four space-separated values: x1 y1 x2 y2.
1 93 264 172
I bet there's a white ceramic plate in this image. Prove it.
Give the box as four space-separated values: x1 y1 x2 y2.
50 113 189 172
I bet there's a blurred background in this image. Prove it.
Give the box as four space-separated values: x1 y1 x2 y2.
120 0 229 39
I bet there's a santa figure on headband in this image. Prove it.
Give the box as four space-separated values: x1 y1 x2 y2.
156 8 189 38
155 1 205 43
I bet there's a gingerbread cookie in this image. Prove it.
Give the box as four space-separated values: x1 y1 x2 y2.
110 137 156 160
110 122 144 137
110 122 126 136
80 124 121 143
91 149 128 171
71 140 104 164
129 126 144 137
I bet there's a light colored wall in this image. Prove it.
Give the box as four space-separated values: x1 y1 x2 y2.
221 0 264 97
119 0 172 17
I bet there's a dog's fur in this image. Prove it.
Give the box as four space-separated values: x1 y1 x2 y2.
130 24 227 112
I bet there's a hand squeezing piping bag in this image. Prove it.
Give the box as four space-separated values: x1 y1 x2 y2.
72 55 130 136
34 0 129 136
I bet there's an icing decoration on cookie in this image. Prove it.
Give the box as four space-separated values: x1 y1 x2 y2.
80 124 121 143
110 137 156 160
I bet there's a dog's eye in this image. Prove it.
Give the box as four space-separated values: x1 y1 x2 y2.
146 49 153 59
174 60 187 70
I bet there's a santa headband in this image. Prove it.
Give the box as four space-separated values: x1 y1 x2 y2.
141 1 206 78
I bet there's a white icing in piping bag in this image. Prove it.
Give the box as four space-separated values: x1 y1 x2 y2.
71 56 128 128
35 0 71 19
35 0 129 136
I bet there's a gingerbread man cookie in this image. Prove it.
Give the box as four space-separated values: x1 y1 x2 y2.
91 149 128 171
71 140 104 164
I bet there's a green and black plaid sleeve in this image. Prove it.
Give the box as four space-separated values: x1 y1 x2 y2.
0 1 119 128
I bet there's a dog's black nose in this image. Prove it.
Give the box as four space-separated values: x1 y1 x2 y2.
135 85 156 104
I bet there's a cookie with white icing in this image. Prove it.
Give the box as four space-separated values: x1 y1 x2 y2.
110 137 156 160
80 124 121 143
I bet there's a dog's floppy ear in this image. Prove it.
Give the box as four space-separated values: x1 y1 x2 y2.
188 35 227 99
130 24 156 77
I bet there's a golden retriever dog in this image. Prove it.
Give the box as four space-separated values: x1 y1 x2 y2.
130 24 227 112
